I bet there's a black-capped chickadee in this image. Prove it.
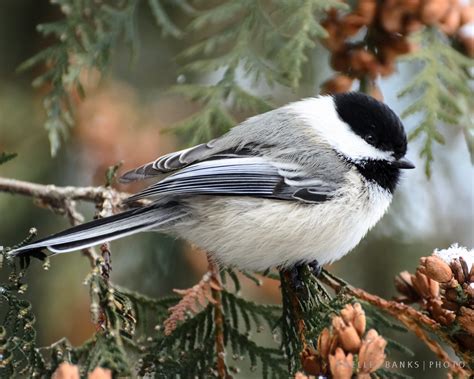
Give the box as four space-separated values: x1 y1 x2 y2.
9 92 414 274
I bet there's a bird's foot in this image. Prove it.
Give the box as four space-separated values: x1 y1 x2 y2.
287 263 305 292
286 260 322 292
308 260 323 278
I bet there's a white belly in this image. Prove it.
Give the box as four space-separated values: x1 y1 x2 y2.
175 182 392 271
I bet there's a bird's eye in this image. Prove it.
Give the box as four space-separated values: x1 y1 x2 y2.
364 134 376 144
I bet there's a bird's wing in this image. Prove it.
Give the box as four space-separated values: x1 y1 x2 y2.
124 157 340 204
119 139 232 183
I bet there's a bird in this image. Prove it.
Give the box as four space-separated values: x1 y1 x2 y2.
8 92 414 278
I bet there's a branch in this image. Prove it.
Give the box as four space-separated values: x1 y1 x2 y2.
0 176 150 263
0 177 130 204
320 270 471 377
281 271 308 351
207 256 229 379
0 176 130 265
163 270 217 336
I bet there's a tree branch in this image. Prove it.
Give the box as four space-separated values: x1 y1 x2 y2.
0 176 150 265
281 271 308 352
0 176 132 204
208 256 230 379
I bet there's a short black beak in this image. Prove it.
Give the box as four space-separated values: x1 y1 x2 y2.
390 157 415 169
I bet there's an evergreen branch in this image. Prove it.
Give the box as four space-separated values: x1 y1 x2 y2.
172 100 236 146
148 0 183 38
319 270 471 377
275 0 347 89
398 28 474 177
208 257 230 379
170 0 282 144
279 271 306 373
20 0 186 155
281 271 309 351
224 326 287 378
221 291 281 331
163 270 218 335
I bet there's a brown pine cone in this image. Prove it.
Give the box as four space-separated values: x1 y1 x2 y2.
420 0 451 24
419 256 453 283
329 348 354 379
321 75 354 94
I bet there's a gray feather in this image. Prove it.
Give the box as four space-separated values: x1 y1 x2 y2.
9 204 189 256
124 157 339 204
120 108 349 186
119 139 222 183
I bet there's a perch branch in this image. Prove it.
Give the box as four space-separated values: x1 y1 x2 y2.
207 256 229 379
281 271 309 352
0 176 149 265
320 271 470 377
0 176 134 205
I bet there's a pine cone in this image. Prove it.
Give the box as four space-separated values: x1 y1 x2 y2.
411 270 439 299
332 316 362 353
329 348 354 379
301 346 323 375
307 303 386 377
394 271 420 302
440 7 462 35
358 329 387 374
420 0 451 25
52 363 80 379
396 245 474 347
317 327 337 359
321 75 354 94
458 306 474 335
419 256 453 283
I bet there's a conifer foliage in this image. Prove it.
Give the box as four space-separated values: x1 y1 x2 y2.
1 0 473 378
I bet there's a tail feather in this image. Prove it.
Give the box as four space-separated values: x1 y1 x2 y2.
9 204 187 258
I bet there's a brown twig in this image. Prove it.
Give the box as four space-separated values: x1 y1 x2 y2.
0 177 120 203
320 271 471 377
0 176 150 265
207 256 230 379
163 270 217 335
0 176 133 325
0 176 149 208
95 187 120 280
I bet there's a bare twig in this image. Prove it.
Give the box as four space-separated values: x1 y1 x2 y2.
95 187 121 280
320 271 471 377
0 177 123 203
163 270 217 335
0 176 150 265
0 176 150 208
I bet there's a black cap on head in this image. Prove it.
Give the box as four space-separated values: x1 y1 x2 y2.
333 92 407 159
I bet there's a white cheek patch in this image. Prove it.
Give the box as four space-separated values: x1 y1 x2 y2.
286 96 394 162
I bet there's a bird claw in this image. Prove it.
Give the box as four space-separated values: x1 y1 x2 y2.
308 260 322 277
286 260 322 291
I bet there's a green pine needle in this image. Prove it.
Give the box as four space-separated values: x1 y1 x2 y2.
275 0 348 89
398 28 474 177
20 0 187 156
0 152 17 165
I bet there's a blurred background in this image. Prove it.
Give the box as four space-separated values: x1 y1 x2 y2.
0 1 472 378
